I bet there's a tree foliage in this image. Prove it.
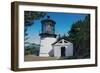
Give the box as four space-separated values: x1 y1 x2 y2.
24 11 46 27
24 11 46 41
68 15 90 59
24 43 40 56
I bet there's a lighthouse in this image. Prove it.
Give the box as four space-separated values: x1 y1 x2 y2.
39 16 57 57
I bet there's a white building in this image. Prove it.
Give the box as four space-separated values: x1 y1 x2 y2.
39 16 73 58
52 39 73 58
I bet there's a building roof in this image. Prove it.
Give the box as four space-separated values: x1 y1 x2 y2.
52 38 71 45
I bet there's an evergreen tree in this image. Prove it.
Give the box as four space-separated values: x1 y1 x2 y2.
24 11 46 41
68 15 90 58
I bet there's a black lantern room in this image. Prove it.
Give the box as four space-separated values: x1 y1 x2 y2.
39 16 57 38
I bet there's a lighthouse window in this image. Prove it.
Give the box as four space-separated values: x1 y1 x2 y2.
46 25 52 33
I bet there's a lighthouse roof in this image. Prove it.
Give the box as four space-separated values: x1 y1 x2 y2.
41 16 56 25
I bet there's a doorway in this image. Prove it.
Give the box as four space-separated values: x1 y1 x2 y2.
61 46 65 57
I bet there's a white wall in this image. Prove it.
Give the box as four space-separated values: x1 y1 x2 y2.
54 46 61 58
54 43 73 58
39 37 56 56
65 44 73 57
0 0 100 73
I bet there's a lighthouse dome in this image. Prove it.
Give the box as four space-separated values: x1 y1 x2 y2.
39 16 57 38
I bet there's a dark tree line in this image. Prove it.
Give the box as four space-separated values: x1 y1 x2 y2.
67 14 90 59
24 43 40 56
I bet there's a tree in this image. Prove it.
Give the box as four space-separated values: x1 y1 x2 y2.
24 43 40 56
68 15 90 59
24 11 46 27
24 11 46 41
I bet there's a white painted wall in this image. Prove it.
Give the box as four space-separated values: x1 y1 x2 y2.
39 37 56 56
65 43 73 57
54 43 73 58
0 0 100 73
54 46 61 58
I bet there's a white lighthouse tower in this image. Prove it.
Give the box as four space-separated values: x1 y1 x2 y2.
39 16 57 57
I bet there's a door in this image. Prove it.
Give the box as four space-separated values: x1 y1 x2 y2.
61 46 65 57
